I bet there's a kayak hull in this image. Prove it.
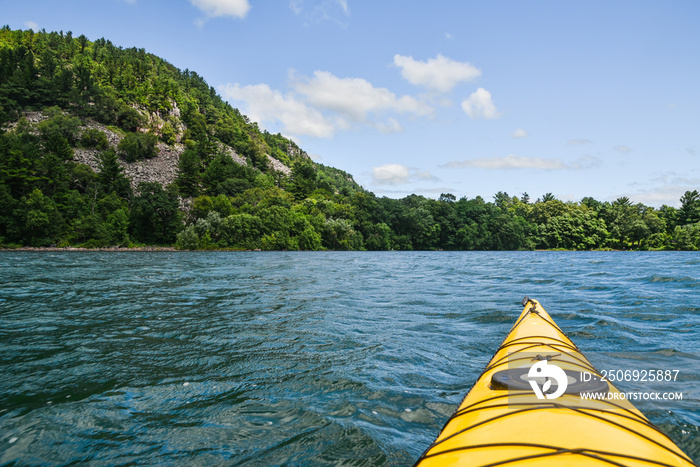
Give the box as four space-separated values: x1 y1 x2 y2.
415 299 696 467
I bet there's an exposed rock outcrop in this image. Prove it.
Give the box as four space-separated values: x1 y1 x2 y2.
8 110 296 191
267 154 292 176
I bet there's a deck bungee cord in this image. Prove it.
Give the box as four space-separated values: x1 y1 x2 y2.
414 298 697 467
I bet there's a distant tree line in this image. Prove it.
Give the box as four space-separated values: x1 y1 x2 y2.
1 27 700 251
172 188 700 251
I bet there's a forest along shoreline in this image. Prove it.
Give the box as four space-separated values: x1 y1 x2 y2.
1 246 177 251
2 28 700 252
0 247 660 252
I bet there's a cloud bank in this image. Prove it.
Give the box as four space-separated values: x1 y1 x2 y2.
221 54 501 139
221 69 435 138
293 71 432 121
443 154 599 170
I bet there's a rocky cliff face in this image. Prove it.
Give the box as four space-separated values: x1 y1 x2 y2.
15 110 292 192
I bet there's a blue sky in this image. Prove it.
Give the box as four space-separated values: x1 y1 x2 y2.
2 1 699 206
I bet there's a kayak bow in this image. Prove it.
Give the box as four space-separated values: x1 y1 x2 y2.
415 298 696 467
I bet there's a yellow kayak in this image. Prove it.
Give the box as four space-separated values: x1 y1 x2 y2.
415 298 697 467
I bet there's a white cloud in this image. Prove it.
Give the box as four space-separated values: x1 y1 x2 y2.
394 54 481 93
414 170 439 181
291 0 350 25
219 83 336 138
443 154 599 171
512 128 528 138
23 21 39 31
461 88 499 119
189 0 251 20
293 71 433 122
372 164 411 185
614 145 632 153
371 164 438 185
621 173 700 207
220 69 433 138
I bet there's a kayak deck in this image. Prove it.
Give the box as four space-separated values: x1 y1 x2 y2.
415 298 696 467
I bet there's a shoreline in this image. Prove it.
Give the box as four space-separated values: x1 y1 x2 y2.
1 246 178 252
0 247 678 252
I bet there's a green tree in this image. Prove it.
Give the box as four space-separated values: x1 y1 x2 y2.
117 132 158 162
18 188 63 246
671 222 700 250
487 214 532 250
289 160 318 201
678 190 700 225
493 191 512 211
220 213 263 249
116 106 144 132
37 108 81 145
201 152 238 195
539 193 556 203
129 182 181 244
0 184 17 243
538 211 608 250
175 148 201 197
175 225 200 250
297 223 322 250
43 132 74 162
160 122 177 145
362 222 392 250
80 128 109 149
527 199 569 225
97 148 132 198
323 217 363 250
603 197 636 248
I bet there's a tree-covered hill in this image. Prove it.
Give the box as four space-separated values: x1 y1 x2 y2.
1 27 699 250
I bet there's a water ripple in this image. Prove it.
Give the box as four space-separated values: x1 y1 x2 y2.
0 251 698 465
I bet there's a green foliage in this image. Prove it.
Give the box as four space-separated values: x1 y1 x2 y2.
175 225 200 250
80 128 108 149
175 148 201 197
671 222 700 251
117 131 158 162
38 108 82 145
19 188 63 246
315 163 362 196
323 218 363 250
160 121 177 145
678 190 700 226
116 106 144 132
537 211 608 250
129 182 180 244
1 27 699 251
289 159 318 201
97 148 132 199
43 132 74 161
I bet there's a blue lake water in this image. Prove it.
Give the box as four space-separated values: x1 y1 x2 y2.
1 251 698 465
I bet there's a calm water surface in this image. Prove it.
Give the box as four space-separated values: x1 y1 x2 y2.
1 251 699 465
